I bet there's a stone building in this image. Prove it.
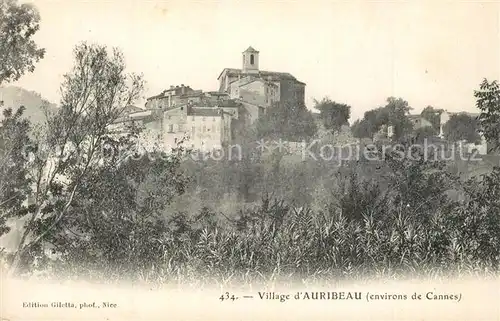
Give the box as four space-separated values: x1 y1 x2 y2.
217 46 306 123
112 99 240 153
162 103 238 151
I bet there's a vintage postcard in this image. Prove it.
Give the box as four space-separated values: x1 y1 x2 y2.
1 0 500 320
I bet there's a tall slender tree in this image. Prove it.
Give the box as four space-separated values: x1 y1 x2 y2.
8 42 144 276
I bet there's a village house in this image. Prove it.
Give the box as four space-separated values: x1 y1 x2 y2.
162 102 238 151
112 99 240 153
408 114 433 130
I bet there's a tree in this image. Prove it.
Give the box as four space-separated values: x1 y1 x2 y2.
0 104 33 237
365 107 389 130
475 79 500 152
420 105 443 134
351 119 374 139
43 148 189 277
385 97 413 141
0 0 44 265
229 126 263 203
0 0 45 84
442 113 481 144
413 126 437 144
313 97 351 133
7 42 144 276
256 101 317 141
350 97 412 140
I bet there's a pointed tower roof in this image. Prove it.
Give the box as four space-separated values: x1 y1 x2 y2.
243 46 259 53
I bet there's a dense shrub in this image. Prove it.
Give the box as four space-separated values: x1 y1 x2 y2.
18 159 500 286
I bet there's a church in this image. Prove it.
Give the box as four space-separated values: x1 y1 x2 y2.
217 46 306 115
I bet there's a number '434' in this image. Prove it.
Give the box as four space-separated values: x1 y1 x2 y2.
219 292 237 301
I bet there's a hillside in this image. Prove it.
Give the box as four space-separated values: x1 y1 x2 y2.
0 86 57 125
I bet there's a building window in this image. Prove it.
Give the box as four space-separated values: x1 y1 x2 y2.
192 116 195 121
192 126 195 136
203 125 206 133
202 117 206 121
174 137 177 144
168 124 174 133
250 54 254 65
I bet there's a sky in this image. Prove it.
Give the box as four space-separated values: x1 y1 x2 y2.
10 0 500 121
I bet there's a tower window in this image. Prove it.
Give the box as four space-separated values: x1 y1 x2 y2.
250 54 254 65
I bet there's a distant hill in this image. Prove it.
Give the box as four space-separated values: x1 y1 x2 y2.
0 86 57 125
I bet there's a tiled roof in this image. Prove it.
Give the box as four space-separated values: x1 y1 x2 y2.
235 76 282 88
207 91 229 96
146 86 198 100
243 46 259 53
146 93 164 101
259 70 297 80
121 105 143 115
181 92 204 98
190 98 241 108
449 112 481 118
189 107 222 117
217 68 302 83
217 99 241 107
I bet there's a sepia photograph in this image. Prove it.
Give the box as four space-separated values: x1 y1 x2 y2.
1 0 500 320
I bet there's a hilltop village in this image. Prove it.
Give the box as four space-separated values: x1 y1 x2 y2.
108 46 491 156
110 46 307 152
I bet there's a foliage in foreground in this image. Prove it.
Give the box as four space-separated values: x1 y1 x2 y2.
9 159 499 287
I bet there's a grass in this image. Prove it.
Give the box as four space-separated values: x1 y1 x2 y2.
14 190 498 289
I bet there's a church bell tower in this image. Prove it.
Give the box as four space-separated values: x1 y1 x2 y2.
242 46 259 74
